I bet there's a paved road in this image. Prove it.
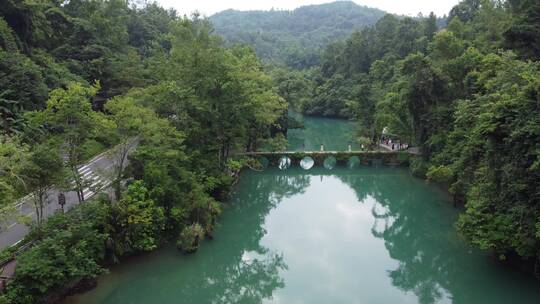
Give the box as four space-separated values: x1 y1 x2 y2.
0 149 118 250
380 143 421 155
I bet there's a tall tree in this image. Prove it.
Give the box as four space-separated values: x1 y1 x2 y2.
26 83 113 202
20 142 65 226
504 0 540 60
105 97 152 200
449 0 481 22
424 12 438 40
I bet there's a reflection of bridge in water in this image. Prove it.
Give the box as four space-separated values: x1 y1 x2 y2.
235 150 416 170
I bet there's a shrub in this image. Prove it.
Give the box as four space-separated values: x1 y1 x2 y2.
426 165 453 184
356 136 371 149
177 223 205 254
3 201 108 303
110 181 166 255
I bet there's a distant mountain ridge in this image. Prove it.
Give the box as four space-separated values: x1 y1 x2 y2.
210 1 387 68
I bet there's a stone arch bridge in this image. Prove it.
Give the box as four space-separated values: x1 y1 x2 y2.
234 150 414 168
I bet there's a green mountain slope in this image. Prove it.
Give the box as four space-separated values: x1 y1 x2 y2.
210 1 386 68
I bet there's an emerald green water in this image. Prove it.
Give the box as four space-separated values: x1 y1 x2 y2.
66 116 540 304
287 111 359 151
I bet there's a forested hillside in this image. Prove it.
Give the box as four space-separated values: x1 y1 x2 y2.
285 0 540 274
0 1 286 302
210 1 386 68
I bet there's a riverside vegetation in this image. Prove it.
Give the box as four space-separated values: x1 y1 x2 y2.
0 0 540 303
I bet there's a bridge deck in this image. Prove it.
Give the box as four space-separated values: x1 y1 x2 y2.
236 149 418 156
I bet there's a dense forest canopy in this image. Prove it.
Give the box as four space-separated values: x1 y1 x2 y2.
210 1 387 68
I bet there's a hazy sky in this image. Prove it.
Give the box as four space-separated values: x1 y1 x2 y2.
157 0 460 17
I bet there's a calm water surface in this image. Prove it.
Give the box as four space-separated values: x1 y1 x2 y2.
287 111 359 151
66 115 540 304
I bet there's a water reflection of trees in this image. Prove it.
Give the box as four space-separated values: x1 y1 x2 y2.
373 173 480 304
340 169 467 303
220 167 540 304
186 169 310 304
230 170 311 247
76 168 540 304
207 251 287 304
337 167 540 304
287 113 358 151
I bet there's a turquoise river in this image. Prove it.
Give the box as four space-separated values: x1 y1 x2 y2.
65 115 540 304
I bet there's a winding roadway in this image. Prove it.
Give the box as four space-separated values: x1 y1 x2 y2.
0 149 118 250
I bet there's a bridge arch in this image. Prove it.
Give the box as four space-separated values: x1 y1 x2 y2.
300 156 315 170
258 157 269 169
278 156 292 170
323 157 337 170
347 156 361 169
